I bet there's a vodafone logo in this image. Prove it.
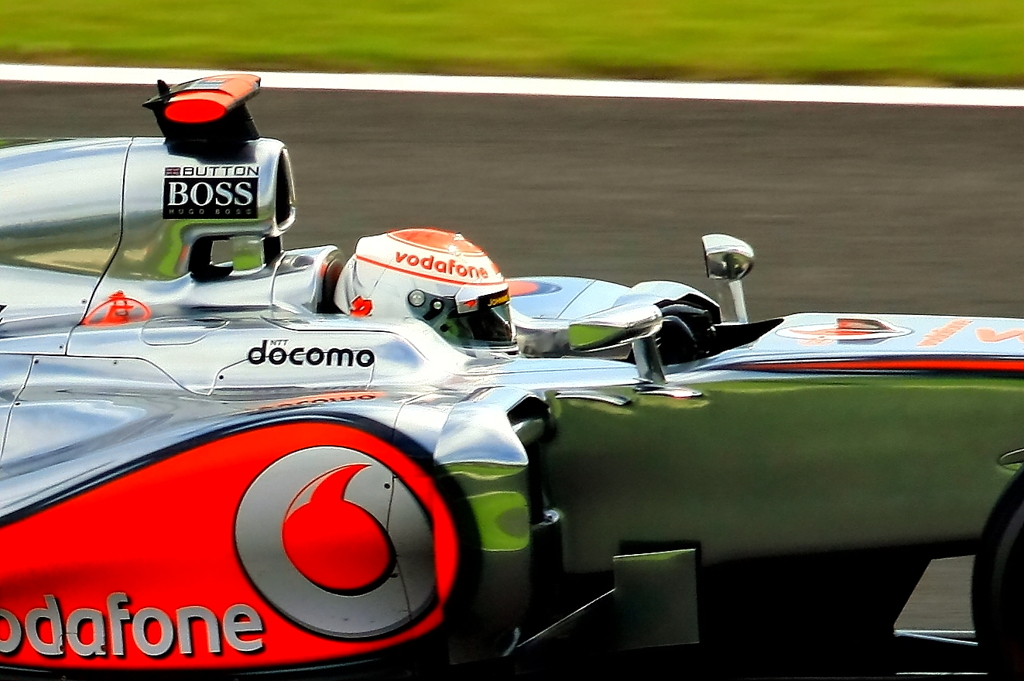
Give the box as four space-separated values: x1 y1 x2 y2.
0 594 262 659
282 465 395 595
235 445 442 639
394 251 496 281
777 317 911 345
353 227 504 287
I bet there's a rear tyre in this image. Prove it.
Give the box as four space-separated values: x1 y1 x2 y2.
973 471 1024 679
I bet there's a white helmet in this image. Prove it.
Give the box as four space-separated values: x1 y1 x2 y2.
335 228 515 354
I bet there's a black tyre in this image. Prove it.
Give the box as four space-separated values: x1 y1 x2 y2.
973 470 1024 678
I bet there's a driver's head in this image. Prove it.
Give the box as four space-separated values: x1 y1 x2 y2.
336 228 515 354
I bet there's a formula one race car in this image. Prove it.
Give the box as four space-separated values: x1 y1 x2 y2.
3 74 1024 680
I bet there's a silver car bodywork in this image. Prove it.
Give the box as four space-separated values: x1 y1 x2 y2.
1 130 1022 676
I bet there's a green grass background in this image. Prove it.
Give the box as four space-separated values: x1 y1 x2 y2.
2 0 1024 85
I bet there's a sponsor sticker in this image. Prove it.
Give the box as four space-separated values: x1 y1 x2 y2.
355 229 503 287
235 444 441 638
917 318 972 347
257 391 382 411
163 166 258 220
777 317 912 346
247 340 375 368
486 291 511 307
977 328 1024 343
0 593 262 658
392 251 497 282
350 297 373 317
0 422 458 669
82 291 151 326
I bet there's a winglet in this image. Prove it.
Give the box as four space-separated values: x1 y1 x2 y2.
144 74 261 142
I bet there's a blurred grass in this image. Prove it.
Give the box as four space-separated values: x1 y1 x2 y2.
2 0 1024 85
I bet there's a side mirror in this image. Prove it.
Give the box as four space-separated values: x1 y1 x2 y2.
568 303 661 352
702 234 754 323
569 303 666 384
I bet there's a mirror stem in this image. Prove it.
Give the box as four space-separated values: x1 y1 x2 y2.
633 336 666 385
729 280 749 323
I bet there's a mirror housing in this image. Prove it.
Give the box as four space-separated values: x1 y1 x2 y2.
702 234 755 323
703 234 754 281
569 303 666 384
568 303 662 353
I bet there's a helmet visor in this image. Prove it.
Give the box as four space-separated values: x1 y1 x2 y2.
416 289 514 348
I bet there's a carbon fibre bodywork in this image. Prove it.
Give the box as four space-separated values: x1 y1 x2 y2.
1 89 1023 678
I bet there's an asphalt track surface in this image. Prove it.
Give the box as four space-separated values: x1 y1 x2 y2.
1 81 1012 637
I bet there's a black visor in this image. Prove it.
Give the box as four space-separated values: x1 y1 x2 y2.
413 289 514 348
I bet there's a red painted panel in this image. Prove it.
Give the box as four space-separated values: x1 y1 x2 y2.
0 422 457 671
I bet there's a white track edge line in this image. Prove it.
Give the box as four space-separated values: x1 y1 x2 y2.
2 63 1024 107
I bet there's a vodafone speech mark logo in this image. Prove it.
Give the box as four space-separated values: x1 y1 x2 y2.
777 317 911 346
235 445 440 639
282 465 395 595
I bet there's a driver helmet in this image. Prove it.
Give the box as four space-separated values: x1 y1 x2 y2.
336 228 515 354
